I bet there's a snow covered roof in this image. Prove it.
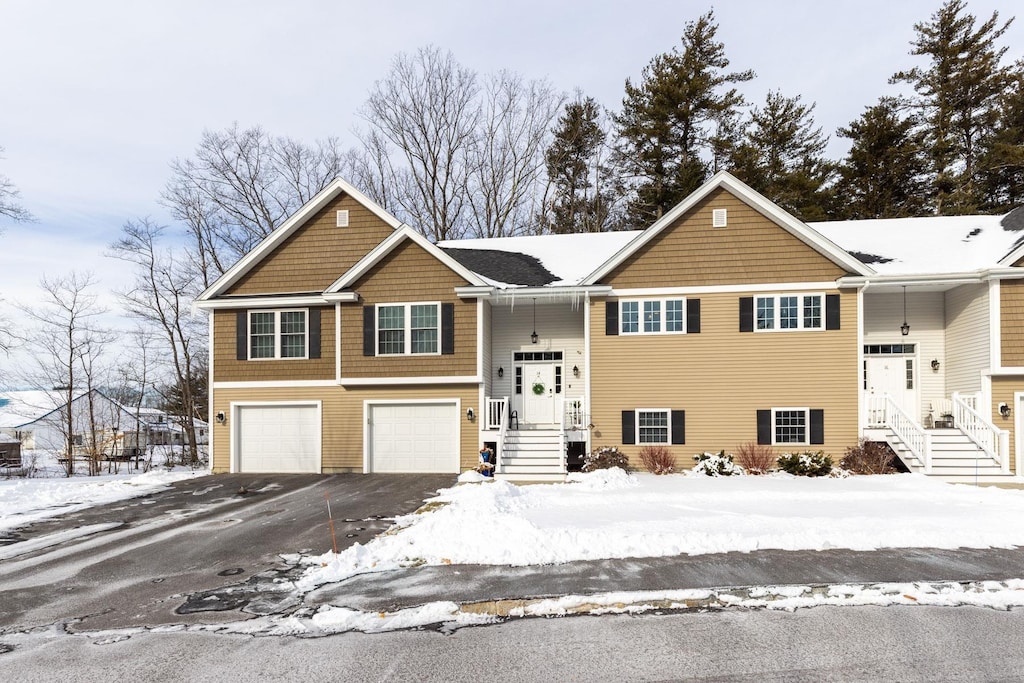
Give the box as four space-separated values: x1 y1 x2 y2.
0 390 66 429
811 210 1024 277
438 231 641 287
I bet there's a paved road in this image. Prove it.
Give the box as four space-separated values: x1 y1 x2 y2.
0 473 453 633
3 604 1024 682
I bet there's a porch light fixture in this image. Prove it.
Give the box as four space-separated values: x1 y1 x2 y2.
497 366 504 378
931 359 940 371
573 365 580 378
1000 402 1011 419
900 286 910 336
466 408 475 421
530 298 538 344
216 411 226 424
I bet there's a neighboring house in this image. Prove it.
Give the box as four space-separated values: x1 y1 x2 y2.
195 172 1024 482
0 432 21 467
0 389 148 457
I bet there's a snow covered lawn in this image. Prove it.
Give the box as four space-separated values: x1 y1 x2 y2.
299 469 1024 590
0 468 203 532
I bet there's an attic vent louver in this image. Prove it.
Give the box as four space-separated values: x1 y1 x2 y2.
712 208 727 228
336 210 350 228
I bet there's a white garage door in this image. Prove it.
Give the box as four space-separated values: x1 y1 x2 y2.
368 402 458 473
236 404 320 473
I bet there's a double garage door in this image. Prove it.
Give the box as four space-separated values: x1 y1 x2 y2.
234 401 458 473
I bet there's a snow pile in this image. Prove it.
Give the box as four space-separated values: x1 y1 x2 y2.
0 468 202 531
298 470 1024 590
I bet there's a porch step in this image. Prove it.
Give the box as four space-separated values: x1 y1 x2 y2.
493 472 566 483
879 428 1009 480
499 428 564 479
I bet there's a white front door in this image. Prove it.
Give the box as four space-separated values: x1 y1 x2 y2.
522 363 557 425
866 355 918 420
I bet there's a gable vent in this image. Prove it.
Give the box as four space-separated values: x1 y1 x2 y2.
336 210 350 228
712 208 727 228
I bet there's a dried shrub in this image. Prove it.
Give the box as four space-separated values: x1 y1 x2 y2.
841 439 898 474
582 446 630 472
692 450 744 476
735 442 775 475
638 445 677 475
777 450 833 477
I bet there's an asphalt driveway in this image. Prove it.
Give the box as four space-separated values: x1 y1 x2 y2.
0 473 453 633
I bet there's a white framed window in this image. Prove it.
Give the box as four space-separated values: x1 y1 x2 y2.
376 302 440 355
637 409 670 444
621 299 686 335
756 294 823 332
773 408 809 445
249 309 308 360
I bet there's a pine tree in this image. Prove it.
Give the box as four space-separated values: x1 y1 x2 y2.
978 65 1024 212
614 11 754 227
728 91 834 220
542 96 619 233
890 0 1014 214
836 98 929 219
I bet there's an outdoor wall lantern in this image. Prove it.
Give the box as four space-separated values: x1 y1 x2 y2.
931 359 940 371
497 366 504 378
900 285 910 336
466 408 475 421
999 403 1011 419
530 298 538 344
573 365 580 378
216 411 226 424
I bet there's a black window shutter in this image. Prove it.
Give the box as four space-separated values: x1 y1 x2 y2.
671 410 685 444
363 306 375 357
739 297 754 332
825 294 841 330
236 310 248 360
686 299 701 334
441 303 455 355
810 409 825 444
308 308 321 359
621 410 635 445
605 301 619 336
756 409 772 445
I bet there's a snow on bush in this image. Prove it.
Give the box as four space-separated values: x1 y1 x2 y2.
692 451 744 477
777 450 833 477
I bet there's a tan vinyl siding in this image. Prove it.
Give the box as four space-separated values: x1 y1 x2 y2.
341 239 476 378
210 384 479 473
604 189 847 288
1000 279 1024 367
589 290 859 465
989 375 1020 475
213 307 335 382
226 193 395 296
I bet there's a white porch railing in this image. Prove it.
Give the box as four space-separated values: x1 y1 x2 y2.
562 397 586 430
951 392 1009 471
866 394 932 472
485 397 507 430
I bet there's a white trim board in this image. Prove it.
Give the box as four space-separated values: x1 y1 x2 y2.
341 376 480 386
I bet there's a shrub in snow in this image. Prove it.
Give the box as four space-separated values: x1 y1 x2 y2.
777 450 833 477
638 445 676 475
734 442 775 475
582 446 630 472
692 450 743 476
841 439 899 475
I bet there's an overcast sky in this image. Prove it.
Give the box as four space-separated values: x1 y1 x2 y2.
1 0 1022 380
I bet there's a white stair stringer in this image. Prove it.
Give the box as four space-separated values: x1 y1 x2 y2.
494 428 566 482
883 428 1014 483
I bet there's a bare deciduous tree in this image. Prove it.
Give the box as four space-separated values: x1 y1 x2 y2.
109 218 206 467
0 145 32 225
466 72 563 238
163 124 348 288
15 272 109 476
359 46 563 241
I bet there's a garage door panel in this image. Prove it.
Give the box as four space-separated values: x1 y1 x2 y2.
369 402 457 473
237 404 320 473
